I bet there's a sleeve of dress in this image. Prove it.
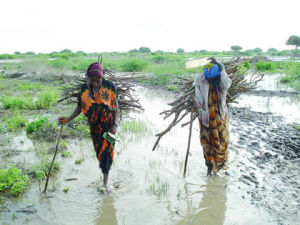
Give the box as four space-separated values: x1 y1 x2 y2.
220 70 232 91
193 74 203 106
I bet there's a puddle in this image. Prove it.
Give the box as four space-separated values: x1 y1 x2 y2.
0 74 299 225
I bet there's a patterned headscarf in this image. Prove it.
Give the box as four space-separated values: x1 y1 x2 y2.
87 62 105 78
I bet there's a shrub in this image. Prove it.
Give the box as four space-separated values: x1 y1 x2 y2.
29 157 60 179
26 117 59 141
255 61 276 71
151 55 167 64
67 114 90 136
0 165 30 197
35 89 59 109
75 158 84 164
0 54 18 60
120 119 148 134
61 150 71 158
17 82 43 91
121 58 148 72
6 112 27 131
1 96 34 110
139 47 151 53
167 85 179 91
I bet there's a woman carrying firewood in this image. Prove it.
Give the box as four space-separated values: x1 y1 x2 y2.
193 57 232 176
58 62 118 193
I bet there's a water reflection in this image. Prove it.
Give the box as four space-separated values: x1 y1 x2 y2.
177 176 227 225
94 196 118 225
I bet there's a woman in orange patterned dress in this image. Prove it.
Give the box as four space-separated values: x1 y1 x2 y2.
193 58 231 176
59 62 118 192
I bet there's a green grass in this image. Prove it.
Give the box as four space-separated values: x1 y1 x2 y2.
0 54 18 59
279 62 300 90
239 61 252 74
146 180 169 198
167 85 179 91
255 61 277 71
120 119 148 134
120 58 148 72
16 82 43 91
67 114 90 136
35 88 59 109
1 88 59 110
61 150 71 158
59 140 68 150
26 116 59 141
0 123 6 134
1 95 34 109
29 156 60 180
5 111 28 131
75 158 84 164
0 165 30 197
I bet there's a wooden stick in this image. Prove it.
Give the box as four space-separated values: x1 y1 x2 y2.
183 108 194 176
43 125 64 193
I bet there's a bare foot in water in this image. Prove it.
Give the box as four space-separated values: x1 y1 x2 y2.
105 185 111 194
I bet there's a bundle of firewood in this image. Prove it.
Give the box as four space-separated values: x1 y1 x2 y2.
58 69 144 112
152 57 264 151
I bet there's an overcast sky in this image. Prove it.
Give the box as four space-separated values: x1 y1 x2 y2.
0 0 299 54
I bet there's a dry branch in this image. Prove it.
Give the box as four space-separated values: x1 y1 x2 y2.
58 70 144 112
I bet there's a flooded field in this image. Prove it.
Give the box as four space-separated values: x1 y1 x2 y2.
0 73 299 225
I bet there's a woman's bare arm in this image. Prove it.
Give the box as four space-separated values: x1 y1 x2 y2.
58 106 81 125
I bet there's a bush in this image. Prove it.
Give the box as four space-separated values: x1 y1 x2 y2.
280 63 300 89
17 82 43 91
0 54 18 60
239 61 251 73
35 89 59 109
151 55 167 64
1 96 34 110
121 58 148 72
255 61 276 71
67 113 90 136
1 89 58 110
6 112 27 131
26 117 59 141
29 157 60 180
0 165 30 197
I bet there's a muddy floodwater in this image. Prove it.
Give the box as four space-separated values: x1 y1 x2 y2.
0 74 299 225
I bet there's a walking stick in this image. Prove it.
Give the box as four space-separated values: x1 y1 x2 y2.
183 107 194 176
43 125 64 193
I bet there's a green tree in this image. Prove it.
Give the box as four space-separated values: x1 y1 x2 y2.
177 48 185 53
199 49 208 54
252 48 263 55
267 48 278 54
128 49 139 53
286 35 300 59
139 47 151 53
24 51 36 55
60 49 72 53
230 45 243 54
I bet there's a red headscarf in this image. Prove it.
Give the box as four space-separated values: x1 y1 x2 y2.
87 62 105 78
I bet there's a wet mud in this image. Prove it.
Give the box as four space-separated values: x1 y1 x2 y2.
0 72 299 225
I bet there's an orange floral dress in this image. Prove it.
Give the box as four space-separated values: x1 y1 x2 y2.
78 79 117 174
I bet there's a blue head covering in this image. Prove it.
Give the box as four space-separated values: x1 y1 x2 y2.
203 63 220 87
